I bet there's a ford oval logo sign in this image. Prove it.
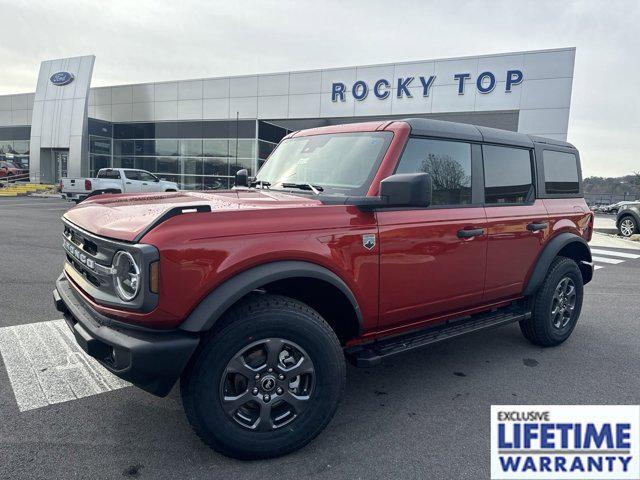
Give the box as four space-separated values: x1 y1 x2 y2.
50 71 74 86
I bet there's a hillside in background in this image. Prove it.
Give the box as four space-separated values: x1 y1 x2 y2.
583 174 640 197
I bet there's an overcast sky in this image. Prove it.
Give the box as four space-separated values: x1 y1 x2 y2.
0 0 638 177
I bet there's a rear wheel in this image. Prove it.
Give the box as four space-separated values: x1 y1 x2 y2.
619 215 637 237
520 256 583 347
180 294 345 459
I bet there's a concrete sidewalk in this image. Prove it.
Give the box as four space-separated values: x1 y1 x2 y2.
593 215 618 235
590 231 640 250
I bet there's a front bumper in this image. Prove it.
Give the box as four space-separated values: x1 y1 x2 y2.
53 274 199 397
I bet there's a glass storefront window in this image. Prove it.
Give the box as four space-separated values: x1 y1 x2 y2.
0 140 12 155
183 157 202 174
229 157 254 177
114 140 134 156
135 157 156 173
13 140 29 155
89 154 110 176
180 140 203 157
155 139 179 156
258 140 276 160
90 136 111 155
156 156 180 174
203 139 230 157
135 140 155 156
85 119 263 190
13 156 29 170
230 139 255 159
203 157 229 176
113 156 135 169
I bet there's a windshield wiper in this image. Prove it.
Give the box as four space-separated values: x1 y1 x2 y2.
281 183 324 194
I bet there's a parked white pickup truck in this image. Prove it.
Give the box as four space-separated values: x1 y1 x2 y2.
61 168 179 202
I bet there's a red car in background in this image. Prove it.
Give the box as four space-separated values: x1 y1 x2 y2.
0 160 26 178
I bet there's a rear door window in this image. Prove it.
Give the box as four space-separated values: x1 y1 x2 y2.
395 138 472 206
97 169 120 179
483 145 534 204
543 150 580 194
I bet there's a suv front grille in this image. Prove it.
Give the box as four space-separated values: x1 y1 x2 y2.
61 218 159 313
66 252 101 287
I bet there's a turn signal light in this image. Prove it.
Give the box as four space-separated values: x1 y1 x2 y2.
149 261 159 294
85 179 92 190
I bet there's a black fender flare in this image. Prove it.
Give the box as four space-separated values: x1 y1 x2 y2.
523 233 592 296
179 261 363 333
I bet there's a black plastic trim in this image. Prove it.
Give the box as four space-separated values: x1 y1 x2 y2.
346 302 530 367
133 204 212 242
179 261 363 334
54 274 199 397
523 233 592 296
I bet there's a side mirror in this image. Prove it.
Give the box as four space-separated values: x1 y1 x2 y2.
235 169 249 187
378 173 432 208
337 173 432 210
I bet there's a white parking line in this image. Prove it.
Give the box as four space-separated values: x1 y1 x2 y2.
591 256 624 265
594 265 603 270
590 248 640 259
0 319 129 412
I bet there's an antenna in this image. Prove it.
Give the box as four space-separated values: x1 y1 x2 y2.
235 111 239 170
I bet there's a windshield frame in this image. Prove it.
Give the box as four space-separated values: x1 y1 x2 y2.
255 131 394 197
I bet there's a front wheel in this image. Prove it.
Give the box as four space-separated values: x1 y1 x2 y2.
180 294 345 459
520 256 584 347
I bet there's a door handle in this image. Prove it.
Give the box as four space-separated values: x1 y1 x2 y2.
527 222 548 232
457 228 484 238
142 183 148 185
126 182 132 184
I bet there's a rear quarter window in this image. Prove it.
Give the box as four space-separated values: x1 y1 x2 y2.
543 150 580 195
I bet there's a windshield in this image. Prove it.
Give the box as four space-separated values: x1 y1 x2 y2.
255 131 393 196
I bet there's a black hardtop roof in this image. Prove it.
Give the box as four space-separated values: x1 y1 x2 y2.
402 118 575 149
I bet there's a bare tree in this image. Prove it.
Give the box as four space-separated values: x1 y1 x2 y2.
420 153 470 193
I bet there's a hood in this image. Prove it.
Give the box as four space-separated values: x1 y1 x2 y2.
63 189 322 242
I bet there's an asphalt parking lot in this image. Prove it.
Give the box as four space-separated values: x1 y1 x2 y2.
1 197 639 479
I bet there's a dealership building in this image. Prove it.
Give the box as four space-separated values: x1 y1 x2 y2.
0 47 575 189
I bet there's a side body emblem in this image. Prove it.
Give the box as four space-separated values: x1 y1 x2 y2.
362 234 376 251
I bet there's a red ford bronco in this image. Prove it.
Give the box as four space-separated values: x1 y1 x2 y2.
53 118 593 459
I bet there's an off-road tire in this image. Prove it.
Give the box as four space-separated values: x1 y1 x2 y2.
520 256 583 347
180 294 345 460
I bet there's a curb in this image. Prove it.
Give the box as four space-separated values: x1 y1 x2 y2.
594 227 619 235
29 193 63 198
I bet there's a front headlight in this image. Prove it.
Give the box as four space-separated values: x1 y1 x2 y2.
112 251 141 301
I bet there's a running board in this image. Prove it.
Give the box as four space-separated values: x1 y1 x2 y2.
345 304 531 367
